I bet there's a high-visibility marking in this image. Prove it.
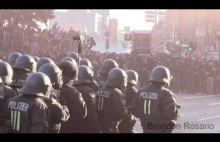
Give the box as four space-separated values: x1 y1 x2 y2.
197 115 220 121
11 110 13 126
148 100 151 115
101 97 104 110
98 97 101 110
16 111 20 131
98 97 104 111
184 95 220 99
144 99 147 114
13 111 17 130
209 103 220 106
11 110 21 131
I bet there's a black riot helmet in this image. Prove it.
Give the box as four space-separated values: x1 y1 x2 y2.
61 57 76 64
105 68 127 87
18 72 52 97
74 65 93 85
67 52 81 62
37 57 55 71
97 59 118 76
126 70 138 86
79 59 93 70
38 63 63 90
7 52 22 66
149 66 172 87
0 61 13 85
59 60 78 80
33 56 40 62
13 55 36 73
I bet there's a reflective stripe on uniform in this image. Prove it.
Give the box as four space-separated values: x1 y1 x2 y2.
144 99 147 114
148 100 151 115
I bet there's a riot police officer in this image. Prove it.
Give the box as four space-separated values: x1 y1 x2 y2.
118 70 138 133
0 61 18 132
3 72 51 133
79 59 98 92
96 68 127 133
61 57 76 64
95 59 119 89
36 57 55 71
38 63 70 133
11 55 36 90
79 59 93 70
0 61 17 102
33 56 40 62
130 66 180 133
7 52 22 66
67 52 80 63
73 65 101 133
38 63 62 100
58 60 87 133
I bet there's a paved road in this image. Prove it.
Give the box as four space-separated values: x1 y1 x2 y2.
134 94 220 133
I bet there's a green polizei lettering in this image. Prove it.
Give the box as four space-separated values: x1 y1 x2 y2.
13 111 17 130
144 99 147 114
16 111 20 131
148 100 151 115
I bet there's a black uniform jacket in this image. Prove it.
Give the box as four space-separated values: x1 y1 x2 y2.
130 83 180 132
43 89 70 133
96 86 126 133
74 83 101 133
59 82 87 133
3 95 51 133
94 75 107 89
11 70 30 90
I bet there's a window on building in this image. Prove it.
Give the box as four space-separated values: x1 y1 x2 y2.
171 33 174 39
167 33 170 39
172 25 175 31
178 33 182 39
172 16 179 23
175 17 179 23
173 17 175 23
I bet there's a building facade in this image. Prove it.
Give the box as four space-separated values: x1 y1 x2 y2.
151 20 166 50
195 10 220 56
49 10 110 35
109 18 118 44
152 10 198 53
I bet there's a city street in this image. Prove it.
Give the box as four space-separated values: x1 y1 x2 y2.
134 94 220 133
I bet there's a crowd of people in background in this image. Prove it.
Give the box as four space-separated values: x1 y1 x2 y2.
0 23 219 95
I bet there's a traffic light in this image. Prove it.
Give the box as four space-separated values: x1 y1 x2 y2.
189 41 197 51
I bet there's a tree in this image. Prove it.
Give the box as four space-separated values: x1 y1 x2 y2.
0 10 55 31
